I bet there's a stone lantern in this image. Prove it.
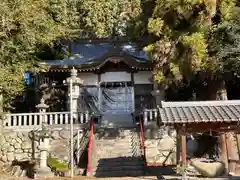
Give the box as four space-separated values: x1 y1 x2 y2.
36 98 49 129
64 67 84 177
36 98 49 113
34 128 54 178
33 99 54 177
151 89 165 107
64 68 84 113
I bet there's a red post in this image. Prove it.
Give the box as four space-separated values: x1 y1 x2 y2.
140 120 146 166
87 120 94 175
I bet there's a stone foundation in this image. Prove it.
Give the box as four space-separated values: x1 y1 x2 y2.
0 131 33 163
0 128 83 165
144 125 177 165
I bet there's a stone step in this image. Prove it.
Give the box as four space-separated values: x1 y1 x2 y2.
97 161 145 167
96 156 142 161
95 150 134 155
96 128 134 134
95 146 133 150
95 146 132 150
95 154 135 159
95 139 131 143
95 165 144 172
95 156 143 163
95 144 132 148
94 170 145 177
95 144 133 148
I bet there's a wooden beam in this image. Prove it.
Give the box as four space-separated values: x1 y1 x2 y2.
174 122 239 133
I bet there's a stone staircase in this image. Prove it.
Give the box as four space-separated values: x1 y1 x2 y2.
93 127 145 177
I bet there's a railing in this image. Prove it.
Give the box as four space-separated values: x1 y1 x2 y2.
143 108 159 125
3 111 90 130
139 119 147 168
133 108 159 125
75 130 90 166
87 119 94 175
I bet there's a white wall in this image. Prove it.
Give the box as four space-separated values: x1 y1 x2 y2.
101 72 131 82
78 71 153 85
134 71 152 84
78 73 98 85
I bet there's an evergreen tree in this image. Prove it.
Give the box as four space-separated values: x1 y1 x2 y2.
0 0 79 109
139 0 240 100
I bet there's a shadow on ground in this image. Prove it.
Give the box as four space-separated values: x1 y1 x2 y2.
229 175 240 180
95 156 145 178
95 157 177 178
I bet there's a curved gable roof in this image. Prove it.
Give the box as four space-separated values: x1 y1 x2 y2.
46 41 152 72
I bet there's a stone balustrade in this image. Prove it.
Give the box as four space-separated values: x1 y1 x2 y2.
3 111 90 130
143 108 159 124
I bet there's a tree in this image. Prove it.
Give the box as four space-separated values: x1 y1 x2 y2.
139 0 240 100
76 0 141 37
0 0 79 109
207 2 240 99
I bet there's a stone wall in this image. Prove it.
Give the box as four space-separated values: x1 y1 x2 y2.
0 128 83 165
144 125 177 165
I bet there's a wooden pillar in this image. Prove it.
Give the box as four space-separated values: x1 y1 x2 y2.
131 72 135 113
176 128 181 165
181 134 187 179
236 134 240 160
220 133 229 175
97 73 102 111
180 124 187 180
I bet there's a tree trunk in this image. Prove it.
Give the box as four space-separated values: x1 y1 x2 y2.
213 80 228 100
0 94 3 134
205 0 218 25
196 79 231 175
195 80 228 100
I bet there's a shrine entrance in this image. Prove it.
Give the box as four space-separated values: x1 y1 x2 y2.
99 82 134 127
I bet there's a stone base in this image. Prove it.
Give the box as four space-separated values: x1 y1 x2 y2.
86 169 95 177
191 160 225 178
34 167 54 178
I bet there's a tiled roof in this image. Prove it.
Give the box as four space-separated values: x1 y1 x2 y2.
46 42 149 67
159 100 240 124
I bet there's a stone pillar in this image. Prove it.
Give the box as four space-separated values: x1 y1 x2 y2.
65 68 84 112
151 81 165 107
39 137 49 168
151 81 165 128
